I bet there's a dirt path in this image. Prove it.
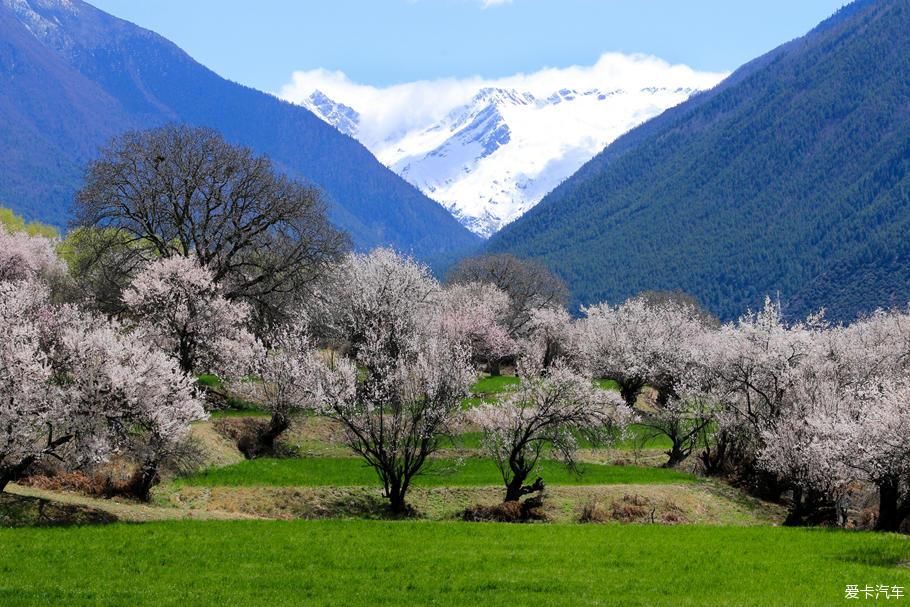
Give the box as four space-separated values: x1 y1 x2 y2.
7 483 263 522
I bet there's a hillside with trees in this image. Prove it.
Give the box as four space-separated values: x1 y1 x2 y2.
0 0 480 260
487 0 910 321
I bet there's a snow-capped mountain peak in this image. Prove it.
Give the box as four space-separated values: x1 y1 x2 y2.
301 90 360 138
288 70 726 237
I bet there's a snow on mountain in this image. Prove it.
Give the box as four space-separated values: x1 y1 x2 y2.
300 90 360 138
285 58 727 237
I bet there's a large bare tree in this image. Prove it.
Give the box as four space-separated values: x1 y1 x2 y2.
71 125 349 327
447 253 568 337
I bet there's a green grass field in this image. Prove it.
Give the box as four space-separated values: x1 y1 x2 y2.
1 520 908 606
471 375 520 394
176 456 696 488
596 378 621 391
441 427 673 451
7 371 895 606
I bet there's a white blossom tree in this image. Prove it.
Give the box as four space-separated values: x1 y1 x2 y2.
0 225 65 284
315 248 439 357
579 296 714 466
313 249 474 513
468 361 634 502
319 333 473 513
521 307 579 371
696 298 825 478
639 388 717 468
840 381 910 531
234 324 323 456
579 296 709 407
0 279 205 498
122 255 257 376
755 360 854 525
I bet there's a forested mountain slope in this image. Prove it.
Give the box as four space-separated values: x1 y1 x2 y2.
0 0 480 258
488 0 910 321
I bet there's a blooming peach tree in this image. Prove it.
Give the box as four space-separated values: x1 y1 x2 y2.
468 361 634 502
313 249 474 513
122 255 257 376
0 278 204 497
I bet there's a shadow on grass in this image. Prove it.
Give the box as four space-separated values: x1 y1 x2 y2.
0 492 118 527
321 492 421 520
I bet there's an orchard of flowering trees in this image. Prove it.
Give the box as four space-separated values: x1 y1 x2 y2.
0 225 205 498
6 197 910 527
6 192 910 529
573 296 910 530
2 126 910 531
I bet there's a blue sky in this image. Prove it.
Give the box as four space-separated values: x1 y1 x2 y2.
89 0 848 93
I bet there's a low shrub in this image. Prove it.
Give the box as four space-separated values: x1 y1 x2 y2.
22 470 131 498
213 418 297 459
579 494 686 524
461 495 546 522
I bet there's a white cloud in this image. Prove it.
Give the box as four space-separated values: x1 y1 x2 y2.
276 52 728 152
480 0 513 8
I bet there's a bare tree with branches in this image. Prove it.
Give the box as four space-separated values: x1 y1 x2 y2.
71 125 349 327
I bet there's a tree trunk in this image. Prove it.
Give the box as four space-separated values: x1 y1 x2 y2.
489 359 502 377
664 440 687 468
542 341 557 370
257 413 290 455
504 475 544 502
699 438 727 476
619 380 643 409
386 480 409 515
0 457 36 493
784 486 805 526
875 477 903 532
130 460 161 501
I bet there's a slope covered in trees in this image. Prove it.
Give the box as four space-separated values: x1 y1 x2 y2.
0 0 479 259
487 0 910 321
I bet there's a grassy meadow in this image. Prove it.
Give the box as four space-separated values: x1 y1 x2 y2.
2 521 909 606
4 372 904 606
176 456 696 488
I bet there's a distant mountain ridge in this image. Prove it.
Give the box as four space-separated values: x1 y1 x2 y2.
487 0 910 322
300 80 719 237
0 0 480 258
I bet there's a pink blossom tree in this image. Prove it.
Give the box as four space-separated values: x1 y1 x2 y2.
0 279 205 497
122 255 257 377
435 282 516 373
61 315 206 498
0 225 65 284
0 280 66 491
468 361 634 502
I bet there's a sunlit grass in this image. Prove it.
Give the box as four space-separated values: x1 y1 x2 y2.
176 456 696 488
471 375 520 394
3 521 909 606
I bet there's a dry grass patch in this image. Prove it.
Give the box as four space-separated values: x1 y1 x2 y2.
157 481 784 525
